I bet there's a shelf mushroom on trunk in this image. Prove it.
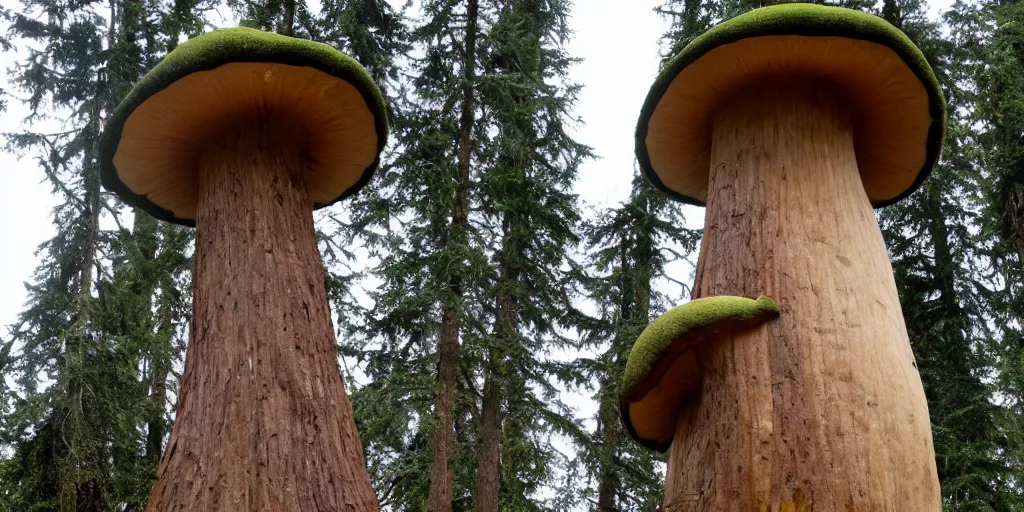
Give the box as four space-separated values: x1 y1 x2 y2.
620 296 779 452
630 4 946 510
100 28 387 511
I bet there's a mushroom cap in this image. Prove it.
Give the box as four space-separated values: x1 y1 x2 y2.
620 295 779 452
635 3 946 208
100 27 389 226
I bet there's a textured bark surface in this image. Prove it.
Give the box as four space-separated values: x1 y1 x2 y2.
426 1 478 510
145 116 379 511
475 361 502 512
475 221 519 512
663 80 941 511
429 307 460 512
596 385 623 512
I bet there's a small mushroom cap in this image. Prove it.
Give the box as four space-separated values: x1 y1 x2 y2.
100 27 389 226
620 295 779 452
636 3 946 209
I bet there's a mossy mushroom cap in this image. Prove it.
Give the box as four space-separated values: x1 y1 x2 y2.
635 3 946 208
620 295 779 452
100 27 389 226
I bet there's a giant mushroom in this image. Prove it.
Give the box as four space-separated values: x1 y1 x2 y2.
100 28 386 511
630 4 945 510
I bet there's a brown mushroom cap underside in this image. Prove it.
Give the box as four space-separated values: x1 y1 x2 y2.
646 35 931 206
113 62 378 221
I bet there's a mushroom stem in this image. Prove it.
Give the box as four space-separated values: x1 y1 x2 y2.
145 115 379 511
666 79 940 510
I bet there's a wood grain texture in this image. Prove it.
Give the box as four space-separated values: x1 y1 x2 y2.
662 80 941 511
145 115 379 511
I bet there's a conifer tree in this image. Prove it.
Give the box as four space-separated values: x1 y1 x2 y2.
311 0 408 86
876 1 1022 508
348 1 591 509
471 1 591 509
977 0 1023 278
343 0 486 507
564 4 703 510
961 0 1024 505
573 173 699 512
656 0 718 57
0 0 199 508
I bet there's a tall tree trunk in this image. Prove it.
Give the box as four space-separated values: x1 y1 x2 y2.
145 117 378 511
428 309 461 512
475 222 518 512
597 237 649 512
666 81 940 510
475 354 502 512
146 286 173 464
57 90 108 512
1007 184 1024 267
282 0 295 36
76 116 103 321
596 384 622 512
426 1 478 510
126 209 166 465
682 0 699 35
146 350 170 464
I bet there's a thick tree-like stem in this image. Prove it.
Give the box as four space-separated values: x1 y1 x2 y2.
664 80 941 511
145 116 379 511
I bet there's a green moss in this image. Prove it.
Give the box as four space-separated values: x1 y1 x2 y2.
635 3 947 209
100 27 389 226
620 295 779 400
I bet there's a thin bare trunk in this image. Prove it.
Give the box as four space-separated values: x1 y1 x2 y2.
474 356 502 512
145 116 378 511
475 221 518 512
426 1 478 510
76 116 103 319
146 356 169 463
282 0 295 36
1008 184 1024 267
598 238 649 512
146 287 173 464
665 80 940 510
596 389 622 512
